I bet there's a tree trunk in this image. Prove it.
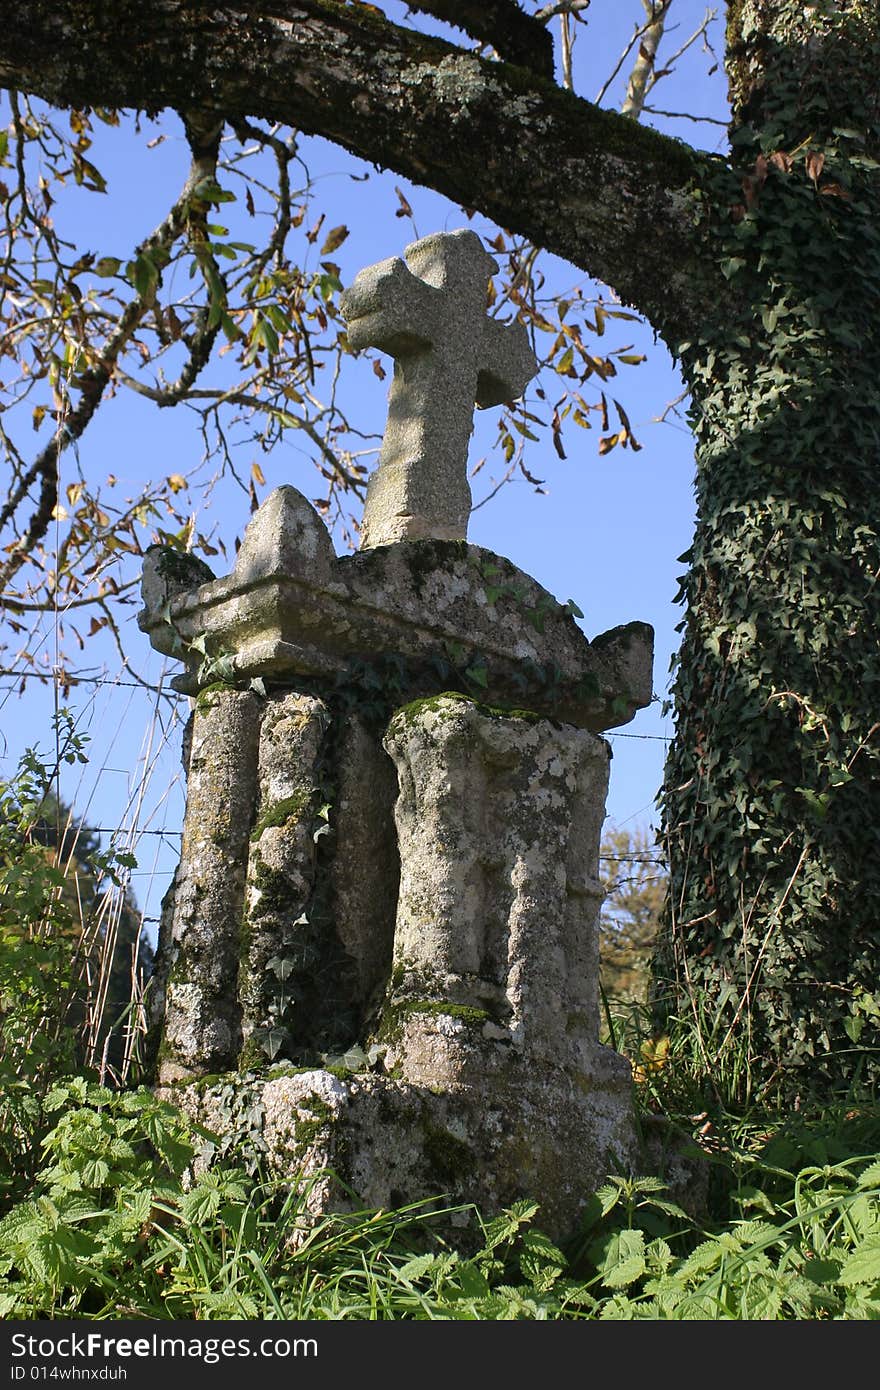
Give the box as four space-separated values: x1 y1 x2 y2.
657 0 880 1099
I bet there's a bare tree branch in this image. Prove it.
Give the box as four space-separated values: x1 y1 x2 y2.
0 111 226 591
535 2 592 21
622 1 672 119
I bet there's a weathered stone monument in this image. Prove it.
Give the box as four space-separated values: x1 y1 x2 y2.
139 230 654 1240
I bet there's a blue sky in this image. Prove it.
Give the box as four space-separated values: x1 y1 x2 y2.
0 2 730 929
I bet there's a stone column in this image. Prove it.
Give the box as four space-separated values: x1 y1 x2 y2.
240 692 330 1067
158 687 260 1082
381 694 611 1079
328 714 400 1021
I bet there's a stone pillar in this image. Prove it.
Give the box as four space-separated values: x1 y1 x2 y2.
382 694 611 1079
328 714 400 1020
240 692 330 1067
158 687 260 1081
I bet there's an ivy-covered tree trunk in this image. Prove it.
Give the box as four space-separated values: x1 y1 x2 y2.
657 0 880 1098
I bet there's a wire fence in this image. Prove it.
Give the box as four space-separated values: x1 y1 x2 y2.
0 668 674 740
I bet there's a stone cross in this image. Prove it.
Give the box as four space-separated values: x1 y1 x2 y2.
340 229 538 550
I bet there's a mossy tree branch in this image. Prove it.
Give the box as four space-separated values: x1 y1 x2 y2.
0 0 724 346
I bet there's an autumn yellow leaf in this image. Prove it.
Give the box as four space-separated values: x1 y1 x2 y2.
167 474 187 493
320 224 349 255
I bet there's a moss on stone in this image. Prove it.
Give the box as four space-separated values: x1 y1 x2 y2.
324 1064 354 1081
150 545 215 588
376 995 491 1044
389 690 544 732
249 858 298 918
290 1091 337 1147
237 1038 268 1072
422 1122 475 1185
402 999 490 1025
399 537 469 597
301 1093 335 1122
250 789 314 841
196 680 235 713
157 1068 232 1094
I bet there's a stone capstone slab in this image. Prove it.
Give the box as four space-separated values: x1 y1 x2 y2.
138 484 653 731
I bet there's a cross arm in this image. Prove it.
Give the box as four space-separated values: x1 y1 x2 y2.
477 317 538 408
340 257 440 356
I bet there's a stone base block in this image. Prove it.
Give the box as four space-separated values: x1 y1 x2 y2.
160 1018 637 1245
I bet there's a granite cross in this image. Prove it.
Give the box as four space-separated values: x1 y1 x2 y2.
340 229 538 550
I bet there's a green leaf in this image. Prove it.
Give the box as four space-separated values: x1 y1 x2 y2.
180 1183 222 1226
399 1253 437 1283
839 1238 880 1287
319 272 342 301
465 663 488 688
856 1160 880 1191
265 303 292 335
261 1028 288 1060
802 1258 842 1285
455 1261 490 1298
126 253 159 298
599 1230 647 1290
190 178 236 205
254 316 279 355
595 1183 625 1218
